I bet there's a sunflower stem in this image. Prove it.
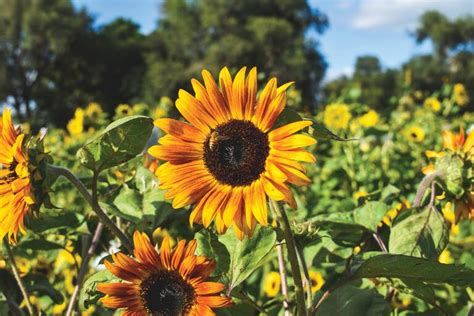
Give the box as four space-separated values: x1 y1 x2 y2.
65 222 104 316
296 240 313 309
271 199 307 316
47 165 133 253
3 239 34 316
413 170 443 208
276 241 291 316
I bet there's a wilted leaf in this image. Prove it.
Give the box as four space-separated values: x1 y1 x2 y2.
353 201 389 232
219 227 276 291
352 254 474 287
78 116 153 172
389 207 448 260
316 285 390 316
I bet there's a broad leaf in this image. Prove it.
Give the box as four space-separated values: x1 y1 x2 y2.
80 270 118 309
218 226 276 291
25 212 84 233
273 108 303 129
78 115 153 172
18 239 64 251
352 254 474 287
307 118 355 141
316 285 390 316
389 207 448 259
353 201 389 232
195 230 230 278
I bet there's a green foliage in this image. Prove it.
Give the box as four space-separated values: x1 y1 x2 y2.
79 270 118 310
78 116 153 173
353 202 390 232
389 207 448 260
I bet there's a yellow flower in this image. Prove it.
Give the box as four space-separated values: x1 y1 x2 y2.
424 97 441 112
64 269 77 294
97 231 232 315
453 83 469 106
53 301 67 314
353 245 361 255
379 200 410 227
115 104 134 117
438 249 454 264
404 126 425 143
358 110 379 128
0 259 6 269
353 190 369 201
0 109 36 242
323 103 352 130
308 271 324 293
67 108 85 136
82 305 96 316
152 227 174 247
442 202 460 235
153 107 167 119
85 102 103 119
263 271 281 297
149 67 316 239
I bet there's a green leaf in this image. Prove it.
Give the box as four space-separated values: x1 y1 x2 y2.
315 285 390 316
218 226 276 291
398 279 437 307
18 239 64 251
80 270 118 309
24 274 64 304
307 118 355 141
379 185 401 202
195 230 230 278
389 207 448 259
273 108 302 129
77 115 153 172
352 254 474 287
353 201 390 232
25 212 84 233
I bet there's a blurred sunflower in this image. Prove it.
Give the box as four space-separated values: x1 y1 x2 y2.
85 102 103 119
263 271 281 297
442 202 460 236
453 83 469 106
0 109 35 242
149 67 315 239
358 110 379 128
97 231 232 315
115 104 134 118
308 271 324 293
404 126 425 143
424 97 441 112
66 108 84 136
323 103 351 130
438 249 454 264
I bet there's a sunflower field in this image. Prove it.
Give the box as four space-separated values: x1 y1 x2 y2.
0 66 473 316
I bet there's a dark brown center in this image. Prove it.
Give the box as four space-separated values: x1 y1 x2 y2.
203 120 269 186
140 270 195 316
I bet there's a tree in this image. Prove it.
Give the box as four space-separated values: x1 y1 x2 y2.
142 0 328 112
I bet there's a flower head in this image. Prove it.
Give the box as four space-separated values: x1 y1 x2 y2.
358 110 379 128
98 231 232 315
85 102 103 120
149 67 316 239
115 104 134 118
404 126 425 143
0 109 35 242
323 103 351 130
263 271 281 297
308 271 324 293
67 108 84 135
453 83 469 106
424 97 441 112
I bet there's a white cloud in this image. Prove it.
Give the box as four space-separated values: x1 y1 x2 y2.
352 0 473 30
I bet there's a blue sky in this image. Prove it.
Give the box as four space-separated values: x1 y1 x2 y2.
73 0 473 81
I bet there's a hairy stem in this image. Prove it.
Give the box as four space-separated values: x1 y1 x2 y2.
65 223 104 316
48 165 133 252
3 239 34 316
276 242 291 316
296 241 313 309
271 199 307 316
413 171 443 208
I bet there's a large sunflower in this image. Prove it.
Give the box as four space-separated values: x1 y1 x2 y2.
148 67 316 239
97 231 232 315
0 109 35 242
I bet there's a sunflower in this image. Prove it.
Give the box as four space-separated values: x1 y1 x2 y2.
67 108 84 136
358 110 379 128
308 271 324 293
148 67 316 239
0 109 35 242
97 231 231 315
453 83 469 106
423 128 474 222
263 271 281 297
85 102 103 119
323 103 351 130
404 126 425 143
424 97 441 112
115 104 134 118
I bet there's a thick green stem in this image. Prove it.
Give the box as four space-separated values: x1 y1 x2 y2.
48 165 133 253
271 199 307 316
3 239 34 316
